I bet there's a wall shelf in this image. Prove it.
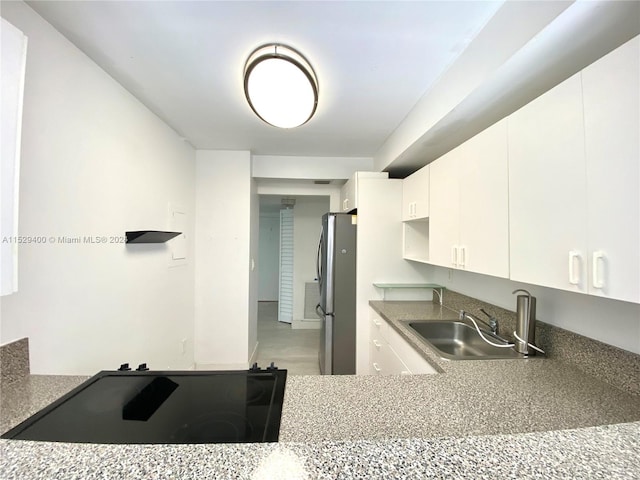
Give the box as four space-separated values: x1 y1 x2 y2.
125 231 181 244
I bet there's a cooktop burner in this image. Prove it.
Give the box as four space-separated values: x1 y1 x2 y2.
2 366 287 444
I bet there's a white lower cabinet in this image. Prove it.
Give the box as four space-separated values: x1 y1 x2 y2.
370 338 410 375
369 309 437 375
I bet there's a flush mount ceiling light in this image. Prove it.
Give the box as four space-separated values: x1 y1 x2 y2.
243 44 318 129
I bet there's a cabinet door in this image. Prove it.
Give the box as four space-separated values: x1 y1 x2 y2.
340 177 356 212
370 338 385 375
369 313 386 375
386 326 436 375
429 150 460 268
582 37 640 303
458 119 510 278
383 345 412 375
402 165 429 220
369 324 409 375
508 73 588 293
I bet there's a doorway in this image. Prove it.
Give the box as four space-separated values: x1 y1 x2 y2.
254 301 320 375
256 194 329 374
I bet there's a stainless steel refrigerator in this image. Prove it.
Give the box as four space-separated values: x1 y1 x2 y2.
316 213 357 375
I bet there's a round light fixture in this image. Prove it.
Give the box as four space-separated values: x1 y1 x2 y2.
243 44 318 129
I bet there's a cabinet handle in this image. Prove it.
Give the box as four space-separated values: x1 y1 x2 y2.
372 340 382 348
372 362 381 372
342 199 349 211
592 251 605 289
568 250 581 285
400 370 412 375
372 318 381 327
451 246 458 267
458 246 466 268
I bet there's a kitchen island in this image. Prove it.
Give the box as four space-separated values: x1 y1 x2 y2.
2 301 640 479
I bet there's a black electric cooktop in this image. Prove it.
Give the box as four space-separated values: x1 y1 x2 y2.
1 365 287 444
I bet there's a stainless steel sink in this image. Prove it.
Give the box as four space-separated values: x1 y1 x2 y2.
401 320 524 360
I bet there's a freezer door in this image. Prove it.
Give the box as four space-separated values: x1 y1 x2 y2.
317 305 332 375
317 213 356 375
330 214 357 375
319 214 335 314
317 213 336 375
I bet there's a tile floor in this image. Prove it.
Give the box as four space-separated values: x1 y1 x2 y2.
255 302 321 375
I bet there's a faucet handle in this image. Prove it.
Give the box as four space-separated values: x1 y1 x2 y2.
480 308 498 333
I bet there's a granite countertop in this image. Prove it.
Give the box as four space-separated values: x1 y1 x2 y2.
2 301 640 479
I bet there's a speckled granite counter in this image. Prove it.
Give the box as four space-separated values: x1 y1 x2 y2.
2 422 639 479
1 375 89 435
2 301 640 479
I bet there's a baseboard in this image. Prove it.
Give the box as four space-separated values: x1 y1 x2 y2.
292 318 322 330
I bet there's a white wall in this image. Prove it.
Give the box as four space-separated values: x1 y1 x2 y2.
258 213 279 301
256 180 342 212
248 176 259 363
195 150 252 369
355 179 431 373
429 266 640 354
293 196 329 321
253 155 373 180
0 2 196 374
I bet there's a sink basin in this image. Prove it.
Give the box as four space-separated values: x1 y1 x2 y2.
401 320 524 360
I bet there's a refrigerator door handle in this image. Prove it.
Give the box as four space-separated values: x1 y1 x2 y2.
316 229 323 294
316 304 334 319
324 215 336 314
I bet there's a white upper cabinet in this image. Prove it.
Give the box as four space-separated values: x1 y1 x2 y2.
340 176 357 212
429 120 509 278
401 165 430 263
340 171 388 212
508 35 640 303
458 119 509 278
399 36 638 302
402 165 429 221
1 19 27 296
508 73 588 293
429 148 461 269
582 36 639 303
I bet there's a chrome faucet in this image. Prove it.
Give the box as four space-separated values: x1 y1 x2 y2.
459 309 498 335
512 289 537 355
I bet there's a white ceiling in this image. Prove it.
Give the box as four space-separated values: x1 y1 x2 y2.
26 0 504 159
